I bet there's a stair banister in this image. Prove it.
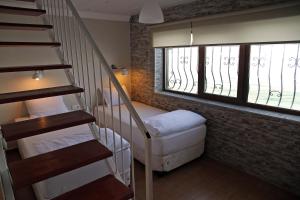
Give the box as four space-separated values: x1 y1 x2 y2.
36 0 154 199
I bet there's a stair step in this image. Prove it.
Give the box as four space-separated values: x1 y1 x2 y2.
53 175 133 200
9 140 112 189
0 5 46 16
0 85 83 104
1 110 95 141
0 64 72 73
0 42 60 47
0 22 52 30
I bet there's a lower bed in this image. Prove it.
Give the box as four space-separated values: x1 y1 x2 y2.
18 124 131 200
94 101 206 172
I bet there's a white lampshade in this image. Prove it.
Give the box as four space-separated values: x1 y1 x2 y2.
139 0 164 24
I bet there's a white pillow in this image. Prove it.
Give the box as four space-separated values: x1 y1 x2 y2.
102 85 130 106
25 96 69 117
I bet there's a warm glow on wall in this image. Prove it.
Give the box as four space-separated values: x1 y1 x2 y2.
113 69 131 95
114 71 127 85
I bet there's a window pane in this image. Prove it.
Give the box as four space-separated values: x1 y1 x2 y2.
204 45 240 97
248 43 300 111
165 47 199 94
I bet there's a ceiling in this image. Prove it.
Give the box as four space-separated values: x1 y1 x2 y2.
72 0 197 21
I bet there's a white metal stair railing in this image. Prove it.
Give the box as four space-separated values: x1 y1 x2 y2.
36 0 154 200
0 133 14 200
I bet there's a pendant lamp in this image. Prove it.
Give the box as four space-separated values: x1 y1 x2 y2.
139 0 164 24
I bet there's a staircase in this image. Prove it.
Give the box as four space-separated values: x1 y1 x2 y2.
0 0 153 200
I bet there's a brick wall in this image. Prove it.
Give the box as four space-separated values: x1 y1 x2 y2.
130 0 300 196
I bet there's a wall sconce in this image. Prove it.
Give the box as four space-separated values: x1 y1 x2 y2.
121 68 129 76
111 65 129 76
32 70 44 80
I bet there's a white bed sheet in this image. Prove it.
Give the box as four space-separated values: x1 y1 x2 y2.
18 124 131 200
94 101 206 157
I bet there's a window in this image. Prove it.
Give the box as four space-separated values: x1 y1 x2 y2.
165 47 199 94
162 42 300 114
248 43 300 111
204 45 240 97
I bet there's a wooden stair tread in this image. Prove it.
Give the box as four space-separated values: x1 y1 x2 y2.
0 41 60 47
0 85 83 104
0 5 46 16
53 175 133 200
9 140 112 190
0 22 52 30
1 110 95 141
0 64 72 72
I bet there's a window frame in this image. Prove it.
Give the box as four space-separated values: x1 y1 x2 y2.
161 41 300 116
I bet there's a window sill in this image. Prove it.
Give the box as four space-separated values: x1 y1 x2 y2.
155 90 300 123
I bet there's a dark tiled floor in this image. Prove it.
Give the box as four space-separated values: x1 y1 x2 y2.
134 156 298 200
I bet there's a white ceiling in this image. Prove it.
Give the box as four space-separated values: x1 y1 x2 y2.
72 0 197 21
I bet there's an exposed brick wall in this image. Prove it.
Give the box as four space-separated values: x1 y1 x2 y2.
130 0 300 196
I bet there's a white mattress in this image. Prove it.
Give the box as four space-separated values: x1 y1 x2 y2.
94 101 206 157
18 124 131 200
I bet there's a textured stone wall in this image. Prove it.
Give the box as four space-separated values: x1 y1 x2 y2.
130 0 300 196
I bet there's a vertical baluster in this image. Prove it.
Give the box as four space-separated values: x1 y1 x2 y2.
59 0 66 61
61 0 70 65
53 0 63 57
77 25 88 107
108 79 117 169
84 38 93 107
45 0 51 26
129 114 136 199
45 0 51 24
91 49 101 138
57 0 65 62
117 93 124 180
40 0 46 21
99 63 108 144
72 16 81 88
49 0 58 41
45 0 51 29
41 0 44 9
56 0 65 60
66 4 75 76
